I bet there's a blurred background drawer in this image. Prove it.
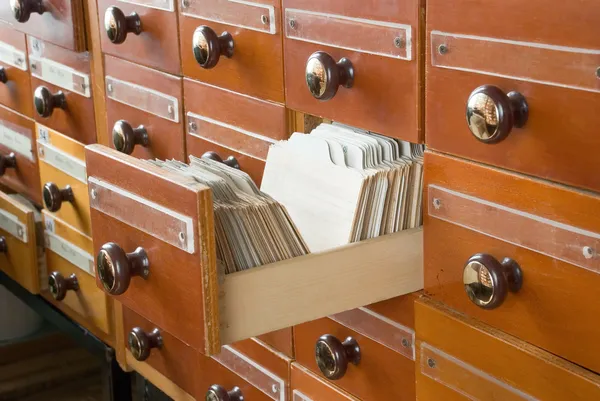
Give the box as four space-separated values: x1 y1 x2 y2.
179 0 284 102
104 55 184 161
98 0 181 74
0 105 41 204
416 297 600 401
0 0 86 51
28 37 96 145
424 151 600 374
0 26 32 117
283 0 422 141
37 124 91 236
426 0 600 192
292 363 359 401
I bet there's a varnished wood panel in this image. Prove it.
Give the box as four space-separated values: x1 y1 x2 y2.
0 27 32 117
424 151 600 374
365 292 420 330
291 363 358 401
231 337 291 383
257 328 294 359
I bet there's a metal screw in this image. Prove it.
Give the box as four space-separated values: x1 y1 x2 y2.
433 198 441 209
188 121 197 131
107 83 113 92
38 147 44 157
181 0 189 8
596 67 600 79
289 19 297 29
438 44 448 55
394 37 405 48
168 104 174 115
16 226 23 239
179 232 186 243
271 384 278 394
31 63 37 70
261 14 269 25
90 189 98 200
15 58 23 65
427 358 436 368
583 246 595 259
401 338 410 347
32 40 40 51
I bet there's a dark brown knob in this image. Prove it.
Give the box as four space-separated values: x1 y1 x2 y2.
466 85 528 144
201 151 240 169
192 26 234 69
96 243 149 295
48 272 79 301
34 86 66 118
0 236 7 253
206 385 243 401
0 67 7 84
104 6 142 45
43 183 74 212
315 334 361 380
0 153 17 176
112 120 149 155
10 0 45 23
305 51 354 101
463 253 523 310
128 327 162 361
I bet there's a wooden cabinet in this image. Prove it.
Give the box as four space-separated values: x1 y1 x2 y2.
291 363 359 401
0 26 32 117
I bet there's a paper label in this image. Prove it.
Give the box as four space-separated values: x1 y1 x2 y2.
0 208 27 243
37 142 87 183
0 41 27 71
29 55 91 97
0 121 33 160
45 231 94 276
118 0 174 12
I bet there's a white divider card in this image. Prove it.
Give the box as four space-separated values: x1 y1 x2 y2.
181 0 277 34
0 41 27 71
0 120 34 161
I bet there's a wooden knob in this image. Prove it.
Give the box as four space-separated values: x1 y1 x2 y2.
305 51 354 101
112 120 149 154
315 334 361 380
0 153 17 176
192 26 234 69
463 253 523 310
10 0 45 23
43 183 74 212
96 243 149 295
48 272 79 301
34 86 66 118
104 6 142 44
128 327 162 361
205 385 243 401
201 151 240 169
0 236 8 253
0 67 7 84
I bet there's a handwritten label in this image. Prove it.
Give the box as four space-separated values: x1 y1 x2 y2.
37 142 87 183
0 208 27 243
0 121 33 160
118 0 174 12
29 55 91 97
45 231 94 276
0 41 27 71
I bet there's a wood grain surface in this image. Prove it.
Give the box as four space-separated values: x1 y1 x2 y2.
291 363 359 401
0 26 32 117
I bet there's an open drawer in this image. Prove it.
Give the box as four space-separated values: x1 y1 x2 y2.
86 144 423 355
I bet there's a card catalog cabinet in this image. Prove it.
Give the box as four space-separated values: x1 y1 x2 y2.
0 26 32 117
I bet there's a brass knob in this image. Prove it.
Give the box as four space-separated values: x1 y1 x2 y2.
43 183 74 212
0 67 7 84
10 0 45 23
463 253 523 310
315 334 360 380
0 236 8 253
104 6 142 45
96 243 149 295
0 153 17 176
466 85 528 144
202 151 240 169
128 327 162 361
305 51 354 101
34 86 66 118
206 385 243 401
48 272 79 301
192 26 234 69
112 120 149 155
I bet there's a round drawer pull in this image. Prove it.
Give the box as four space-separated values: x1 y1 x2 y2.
0 67 7 84
192 26 234 69
0 236 8 253
202 151 240 169
305 51 354 101
43 183 74 212
463 253 523 310
466 85 528 144
315 334 361 380
128 327 162 361
96 243 149 295
205 385 243 401
0 153 17 176
34 86 66 118
105 6 142 45
112 120 149 155
48 271 79 301
10 0 45 23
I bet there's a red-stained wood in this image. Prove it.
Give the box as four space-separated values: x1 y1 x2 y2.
0 26 32 117
257 328 294 359
291 363 359 401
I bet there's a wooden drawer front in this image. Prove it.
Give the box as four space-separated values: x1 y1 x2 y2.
257 328 294 359
424 151 600 374
98 0 180 74
416 298 600 401
0 190 42 293
426 1 600 192
283 0 421 141
0 27 32 117
0 105 41 205
28 38 96 145
294 309 416 401
291 363 358 401
179 0 284 102
42 211 111 335
104 55 184 161
37 124 90 236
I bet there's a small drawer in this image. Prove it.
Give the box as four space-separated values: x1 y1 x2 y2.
416 297 600 401
283 1 422 141
292 363 358 401
104 55 184 161
184 78 287 185
0 190 43 293
0 105 41 205
37 124 90 236
257 328 294 359
0 0 86 51
426 0 600 192
42 211 112 337
0 27 32 117
98 0 180 74
179 0 284 102
28 37 96 145
425 151 600 374
294 303 416 401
